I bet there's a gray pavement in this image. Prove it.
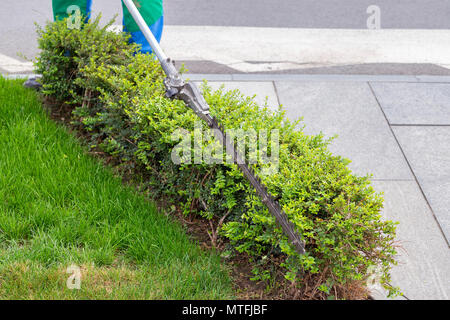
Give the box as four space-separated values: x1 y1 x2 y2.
392 126 450 244
275 81 412 180
197 74 450 300
371 83 450 125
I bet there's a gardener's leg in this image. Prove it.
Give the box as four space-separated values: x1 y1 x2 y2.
122 0 164 54
51 0 92 23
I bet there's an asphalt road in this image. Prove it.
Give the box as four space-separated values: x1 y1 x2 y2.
164 0 450 29
0 0 449 74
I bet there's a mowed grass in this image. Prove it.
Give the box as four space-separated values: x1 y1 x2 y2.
0 77 233 299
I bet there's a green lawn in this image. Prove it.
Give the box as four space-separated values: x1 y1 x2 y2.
0 77 233 299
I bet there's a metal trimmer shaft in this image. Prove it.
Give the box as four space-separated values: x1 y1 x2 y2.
122 0 306 255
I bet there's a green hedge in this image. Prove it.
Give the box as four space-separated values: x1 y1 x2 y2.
35 17 399 299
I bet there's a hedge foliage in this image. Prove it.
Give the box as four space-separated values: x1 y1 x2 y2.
35 17 399 298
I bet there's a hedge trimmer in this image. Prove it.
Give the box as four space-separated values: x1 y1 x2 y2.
122 0 305 255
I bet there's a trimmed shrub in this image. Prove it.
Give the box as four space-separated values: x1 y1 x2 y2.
35 18 399 299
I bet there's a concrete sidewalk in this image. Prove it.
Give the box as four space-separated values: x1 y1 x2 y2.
190 74 450 300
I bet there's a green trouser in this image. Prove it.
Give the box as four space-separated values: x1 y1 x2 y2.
51 0 164 53
51 0 92 22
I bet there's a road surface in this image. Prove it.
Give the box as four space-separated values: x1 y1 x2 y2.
0 0 449 74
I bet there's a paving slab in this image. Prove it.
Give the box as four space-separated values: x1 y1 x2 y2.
197 81 280 110
274 81 413 180
370 82 450 125
370 181 450 300
392 126 450 243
